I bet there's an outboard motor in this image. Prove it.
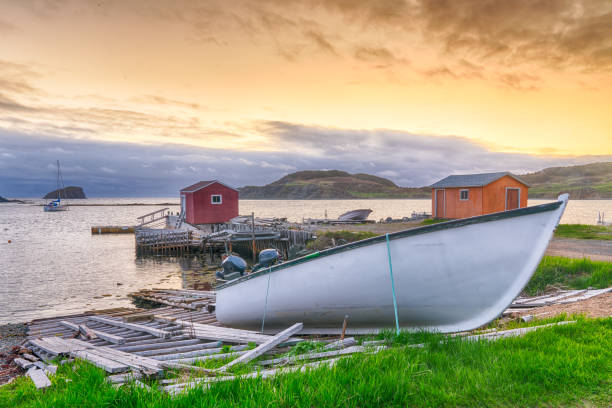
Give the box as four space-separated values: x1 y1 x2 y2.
252 249 281 273
215 255 247 281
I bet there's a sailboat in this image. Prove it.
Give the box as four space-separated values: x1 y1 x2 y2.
216 194 569 334
43 160 69 212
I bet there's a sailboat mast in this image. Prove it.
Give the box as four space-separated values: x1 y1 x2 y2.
56 160 64 201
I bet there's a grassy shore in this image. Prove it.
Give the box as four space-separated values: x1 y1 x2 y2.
525 256 612 295
554 224 612 240
2 317 611 407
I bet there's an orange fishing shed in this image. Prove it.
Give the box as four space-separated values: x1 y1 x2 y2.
430 172 529 219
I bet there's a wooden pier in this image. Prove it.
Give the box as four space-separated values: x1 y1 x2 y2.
91 226 135 234
135 230 198 255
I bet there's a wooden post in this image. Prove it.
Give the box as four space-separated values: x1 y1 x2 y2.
251 212 256 263
341 315 349 340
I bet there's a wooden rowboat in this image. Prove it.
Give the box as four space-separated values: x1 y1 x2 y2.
338 208 372 221
216 195 569 334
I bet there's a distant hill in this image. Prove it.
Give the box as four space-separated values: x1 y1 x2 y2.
43 186 87 199
239 170 430 199
238 163 612 200
0 196 25 203
520 162 612 199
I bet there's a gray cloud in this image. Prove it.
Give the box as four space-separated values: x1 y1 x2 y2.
353 46 409 67
0 93 39 112
304 30 338 56
2 123 609 197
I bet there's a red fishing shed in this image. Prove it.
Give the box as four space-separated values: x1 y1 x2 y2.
180 180 239 225
430 172 529 219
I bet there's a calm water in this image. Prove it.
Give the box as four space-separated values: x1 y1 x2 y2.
1 198 611 324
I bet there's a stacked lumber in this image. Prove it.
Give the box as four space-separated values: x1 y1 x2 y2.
24 309 352 393
21 301 584 395
505 287 612 315
129 289 216 313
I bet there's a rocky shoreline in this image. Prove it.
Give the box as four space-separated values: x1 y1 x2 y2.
0 323 27 385
0 323 27 353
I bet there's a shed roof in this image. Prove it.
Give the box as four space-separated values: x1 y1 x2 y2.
180 180 238 193
430 172 530 188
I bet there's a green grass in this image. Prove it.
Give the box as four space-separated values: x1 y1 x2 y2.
554 224 612 240
524 256 612 295
307 230 379 250
2 318 612 407
420 218 450 225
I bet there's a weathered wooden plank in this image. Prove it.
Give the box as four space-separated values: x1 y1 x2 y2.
117 339 207 353
156 317 273 344
258 345 383 366
59 320 126 344
519 290 587 306
28 338 71 356
135 341 221 357
72 350 130 373
169 350 249 364
44 365 58 375
14 358 34 369
32 361 47 370
558 288 612 304
57 338 162 374
106 372 142 384
27 368 52 389
217 323 303 372
159 361 219 375
79 324 97 340
22 353 39 362
165 357 340 395
152 345 248 361
88 316 172 338
112 336 192 350
361 340 386 346
324 337 356 350
464 321 576 342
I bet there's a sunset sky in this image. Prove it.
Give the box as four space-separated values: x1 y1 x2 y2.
1 0 611 196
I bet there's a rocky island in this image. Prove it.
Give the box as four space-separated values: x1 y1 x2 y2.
43 186 87 199
0 196 25 203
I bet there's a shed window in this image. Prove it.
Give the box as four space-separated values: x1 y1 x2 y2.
460 189 469 201
211 195 222 204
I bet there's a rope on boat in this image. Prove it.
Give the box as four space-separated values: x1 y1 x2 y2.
386 233 400 335
261 268 272 333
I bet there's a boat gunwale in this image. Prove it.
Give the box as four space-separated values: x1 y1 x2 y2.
216 200 563 290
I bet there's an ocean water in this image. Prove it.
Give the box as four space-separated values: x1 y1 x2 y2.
0 198 610 324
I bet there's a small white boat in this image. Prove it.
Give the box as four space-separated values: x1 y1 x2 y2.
338 209 372 221
43 160 69 212
216 194 569 334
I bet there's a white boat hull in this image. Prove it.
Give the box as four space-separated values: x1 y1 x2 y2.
43 205 68 212
216 195 568 334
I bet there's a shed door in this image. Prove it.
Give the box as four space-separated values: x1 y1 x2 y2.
180 195 186 215
506 188 519 210
435 189 445 218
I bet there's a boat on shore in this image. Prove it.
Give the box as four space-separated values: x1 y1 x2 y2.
216 194 569 334
43 160 69 212
338 208 372 221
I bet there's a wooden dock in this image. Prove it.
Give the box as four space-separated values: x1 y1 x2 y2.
135 230 197 255
91 226 135 234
